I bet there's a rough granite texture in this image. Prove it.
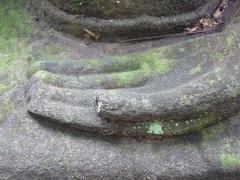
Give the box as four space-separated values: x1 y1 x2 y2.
48 0 212 19
29 0 224 41
0 0 240 179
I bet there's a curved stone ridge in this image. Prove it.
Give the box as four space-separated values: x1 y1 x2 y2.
29 0 226 41
26 20 240 137
1 1 240 178
48 0 209 19
25 61 240 137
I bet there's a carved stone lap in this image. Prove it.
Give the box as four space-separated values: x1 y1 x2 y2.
26 26 240 137
26 62 240 137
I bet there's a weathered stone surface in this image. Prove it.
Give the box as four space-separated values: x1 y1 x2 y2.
29 0 231 41
1 87 240 179
25 12 240 137
48 0 213 19
0 0 240 179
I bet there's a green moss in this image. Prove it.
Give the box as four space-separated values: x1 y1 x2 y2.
147 122 164 135
0 0 35 93
109 48 173 85
34 71 62 86
113 48 173 73
137 113 219 137
219 153 240 171
29 46 174 87
207 79 217 86
133 48 173 74
2 100 13 113
0 57 8 71
114 71 136 86
226 35 235 49
30 37 174 88
72 47 173 86
36 43 67 61
93 70 145 88
0 84 8 95
180 95 192 105
213 52 225 62
190 65 202 75
133 114 212 136
84 59 100 68
111 56 141 71
27 61 44 78
0 99 14 124
113 70 143 86
0 1 34 38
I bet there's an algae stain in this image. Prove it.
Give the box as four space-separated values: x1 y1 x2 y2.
180 95 192 105
189 65 202 76
116 48 173 73
37 43 68 60
0 99 14 124
136 48 173 75
90 47 174 87
207 79 217 86
114 70 143 87
0 84 8 95
27 61 44 78
213 52 225 62
219 153 240 171
226 35 235 49
147 122 164 135
34 71 62 86
0 0 36 93
85 59 100 66
0 55 9 71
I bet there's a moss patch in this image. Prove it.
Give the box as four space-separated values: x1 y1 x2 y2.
107 47 174 85
147 122 164 135
219 153 240 171
29 46 174 88
112 70 143 87
97 47 174 87
0 98 14 124
132 113 220 137
33 71 63 86
120 48 173 75
0 0 35 94
190 65 202 76
0 84 8 94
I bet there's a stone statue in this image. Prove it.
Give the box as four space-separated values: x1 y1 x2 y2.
25 0 240 138
31 0 228 41
0 0 240 178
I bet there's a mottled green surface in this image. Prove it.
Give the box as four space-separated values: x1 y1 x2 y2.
0 0 35 95
0 98 14 124
0 1 240 178
220 152 240 171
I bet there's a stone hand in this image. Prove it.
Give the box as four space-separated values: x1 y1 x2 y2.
26 30 240 137
97 63 240 125
26 51 173 136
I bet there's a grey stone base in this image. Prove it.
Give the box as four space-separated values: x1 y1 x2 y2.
0 87 240 179
0 1 240 179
